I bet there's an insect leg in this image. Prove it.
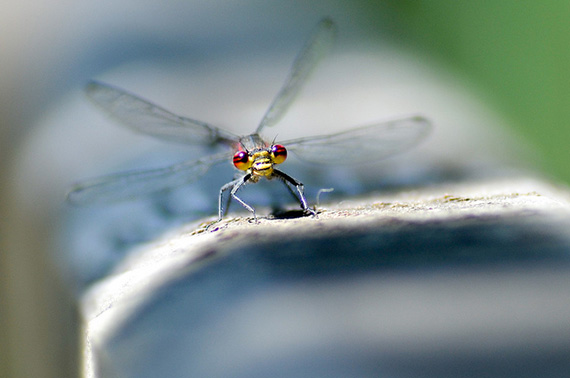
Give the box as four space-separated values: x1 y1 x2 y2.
219 173 257 220
231 173 258 221
219 178 241 221
273 169 316 215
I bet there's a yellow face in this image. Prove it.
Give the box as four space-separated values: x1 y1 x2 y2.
250 151 274 176
233 144 288 176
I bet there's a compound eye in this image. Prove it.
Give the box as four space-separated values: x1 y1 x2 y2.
271 144 287 165
233 150 251 170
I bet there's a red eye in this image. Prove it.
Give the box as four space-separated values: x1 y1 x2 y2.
271 144 287 165
233 150 251 170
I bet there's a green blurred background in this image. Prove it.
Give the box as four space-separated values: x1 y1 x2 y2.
377 1 570 182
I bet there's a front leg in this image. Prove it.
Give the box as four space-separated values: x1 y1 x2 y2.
218 173 257 221
219 178 240 221
273 169 316 216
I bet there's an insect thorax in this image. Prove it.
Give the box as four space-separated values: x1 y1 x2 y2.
238 134 268 151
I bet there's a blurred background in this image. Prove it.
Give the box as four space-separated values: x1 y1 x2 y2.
1 1 569 377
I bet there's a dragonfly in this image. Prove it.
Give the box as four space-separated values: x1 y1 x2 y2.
67 18 431 221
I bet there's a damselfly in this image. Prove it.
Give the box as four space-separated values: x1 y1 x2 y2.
67 18 430 221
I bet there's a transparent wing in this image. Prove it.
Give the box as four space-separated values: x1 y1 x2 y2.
284 115 431 164
256 18 337 134
66 152 231 205
86 80 238 145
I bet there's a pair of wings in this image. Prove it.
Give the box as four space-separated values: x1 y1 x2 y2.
67 19 430 205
